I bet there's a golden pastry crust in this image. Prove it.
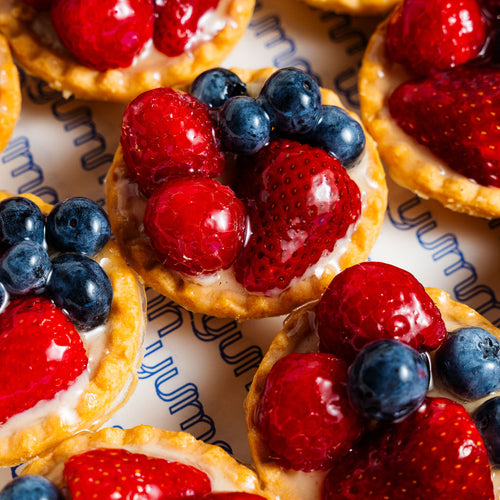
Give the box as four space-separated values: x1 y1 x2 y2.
299 0 398 16
359 19 500 219
105 67 387 321
0 192 146 467
0 33 21 153
0 0 254 103
243 288 500 500
22 425 271 498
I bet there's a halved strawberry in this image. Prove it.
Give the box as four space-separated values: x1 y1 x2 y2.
233 138 361 294
0 296 88 424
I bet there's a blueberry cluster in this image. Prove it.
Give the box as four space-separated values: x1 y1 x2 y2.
190 67 366 167
0 196 113 331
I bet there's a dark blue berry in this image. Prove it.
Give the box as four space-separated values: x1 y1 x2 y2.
46 197 111 256
435 326 500 400
0 241 51 296
0 475 64 500
190 68 247 108
219 96 271 154
46 253 113 331
258 68 322 135
309 105 366 168
0 281 6 312
0 197 45 253
348 339 429 422
473 397 500 466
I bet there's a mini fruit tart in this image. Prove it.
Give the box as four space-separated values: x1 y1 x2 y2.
0 191 146 466
245 261 500 500
105 67 387 321
359 0 500 218
0 0 254 102
297 0 397 16
15 425 271 499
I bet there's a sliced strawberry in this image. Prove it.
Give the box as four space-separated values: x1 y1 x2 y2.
385 0 487 76
388 65 500 188
322 397 495 499
0 296 88 424
64 448 212 500
233 138 361 294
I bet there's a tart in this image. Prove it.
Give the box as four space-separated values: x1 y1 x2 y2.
0 191 146 467
105 67 388 321
298 0 398 16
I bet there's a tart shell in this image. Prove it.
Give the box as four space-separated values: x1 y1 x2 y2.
298 0 398 16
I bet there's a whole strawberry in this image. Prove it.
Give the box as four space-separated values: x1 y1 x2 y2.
234 138 361 294
389 66 500 188
322 397 495 499
0 296 88 424
50 0 154 71
385 0 487 76
316 261 447 364
121 87 225 196
64 448 212 499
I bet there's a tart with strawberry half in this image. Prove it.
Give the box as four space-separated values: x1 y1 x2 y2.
359 0 500 219
0 0 254 102
105 67 387 320
244 260 500 500
0 191 146 466
14 425 272 500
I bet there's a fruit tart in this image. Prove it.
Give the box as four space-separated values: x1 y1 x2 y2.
0 191 146 466
245 261 500 499
12 425 272 499
359 0 500 218
0 0 254 102
105 67 387 321
297 0 397 16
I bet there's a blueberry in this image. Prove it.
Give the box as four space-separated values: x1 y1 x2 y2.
219 96 271 154
46 197 111 256
348 339 429 422
435 326 500 400
0 241 52 295
46 253 113 331
0 281 6 312
190 68 247 108
309 105 366 168
473 397 500 466
258 68 322 135
0 197 45 253
0 475 64 500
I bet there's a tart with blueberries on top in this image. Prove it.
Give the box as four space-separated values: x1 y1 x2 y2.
5 425 272 500
359 0 500 218
0 192 145 467
244 260 500 500
105 66 387 320
0 0 254 102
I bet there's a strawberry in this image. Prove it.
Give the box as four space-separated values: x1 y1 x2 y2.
256 352 365 472
50 0 154 71
121 87 225 196
233 138 361 294
0 296 88 424
388 65 500 188
322 397 495 499
385 0 487 76
316 261 447 364
153 0 220 57
64 448 212 500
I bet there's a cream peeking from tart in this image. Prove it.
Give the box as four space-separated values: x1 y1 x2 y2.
105 66 387 321
359 0 500 218
0 192 145 466
0 0 254 102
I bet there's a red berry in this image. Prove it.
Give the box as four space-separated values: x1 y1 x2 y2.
322 397 495 499
388 66 500 188
0 296 88 424
144 177 247 276
64 448 212 500
385 0 487 76
50 0 154 71
233 138 361 294
256 352 364 472
121 87 225 196
316 261 447 364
